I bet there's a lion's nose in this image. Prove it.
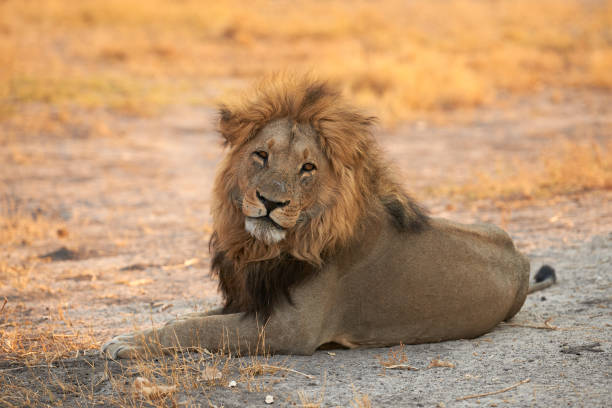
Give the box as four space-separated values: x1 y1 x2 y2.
256 191 289 214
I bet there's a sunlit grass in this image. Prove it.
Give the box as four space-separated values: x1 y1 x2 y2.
1 0 611 121
438 140 612 200
4 75 193 116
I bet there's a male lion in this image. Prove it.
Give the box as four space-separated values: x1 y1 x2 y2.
102 76 555 359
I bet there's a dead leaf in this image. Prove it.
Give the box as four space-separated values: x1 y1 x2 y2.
201 366 222 382
327 352 336 356
133 377 176 400
428 358 455 368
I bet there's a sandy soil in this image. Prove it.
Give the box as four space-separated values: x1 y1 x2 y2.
0 92 610 407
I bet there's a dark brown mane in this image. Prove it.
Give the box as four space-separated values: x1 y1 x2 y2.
210 74 428 320
210 233 319 320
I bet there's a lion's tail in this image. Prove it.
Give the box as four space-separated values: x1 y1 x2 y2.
505 263 556 322
527 265 557 294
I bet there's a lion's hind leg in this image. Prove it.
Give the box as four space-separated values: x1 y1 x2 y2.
504 252 531 321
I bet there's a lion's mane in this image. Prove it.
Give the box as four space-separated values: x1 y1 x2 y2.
210 75 428 319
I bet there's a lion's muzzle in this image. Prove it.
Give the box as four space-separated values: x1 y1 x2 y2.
242 189 301 243
256 191 290 213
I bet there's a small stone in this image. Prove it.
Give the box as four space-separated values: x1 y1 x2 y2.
228 380 237 388
265 395 274 404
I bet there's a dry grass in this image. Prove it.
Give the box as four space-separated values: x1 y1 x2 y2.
0 261 37 291
0 325 98 365
0 303 99 366
440 139 612 200
0 347 224 407
350 390 372 408
0 197 66 247
0 108 117 144
1 0 611 122
377 344 413 369
0 320 300 406
297 388 325 408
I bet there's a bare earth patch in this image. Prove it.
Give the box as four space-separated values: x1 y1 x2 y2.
1 93 610 406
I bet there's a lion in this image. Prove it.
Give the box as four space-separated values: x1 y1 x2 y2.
102 75 555 359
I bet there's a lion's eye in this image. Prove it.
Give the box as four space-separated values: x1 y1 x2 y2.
253 151 268 166
301 163 316 172
255 151 268 160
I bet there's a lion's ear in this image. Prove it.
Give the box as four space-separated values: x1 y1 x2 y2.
218 106 238 146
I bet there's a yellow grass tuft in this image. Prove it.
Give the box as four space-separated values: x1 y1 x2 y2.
297 389 325 408
0 262 36 291
350 390 372 408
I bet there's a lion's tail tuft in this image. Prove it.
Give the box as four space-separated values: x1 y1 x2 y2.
527 265 557 294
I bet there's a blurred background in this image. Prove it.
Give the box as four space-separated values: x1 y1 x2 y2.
1 0 611 121
0 0 611 384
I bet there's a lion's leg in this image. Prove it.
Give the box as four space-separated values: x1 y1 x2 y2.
102 311 322 359
167 307 226 322
102 265 341 359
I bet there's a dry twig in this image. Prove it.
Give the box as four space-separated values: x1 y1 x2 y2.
382 364 419 371
501 317 599 331
427 358 455 369
501 317 558 330
260 364 316 379
456 378 531 401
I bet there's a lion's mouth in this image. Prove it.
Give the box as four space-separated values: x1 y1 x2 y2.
260 215 285 230
245 216 287 244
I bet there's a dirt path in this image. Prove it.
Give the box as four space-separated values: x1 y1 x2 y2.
1 94 610 406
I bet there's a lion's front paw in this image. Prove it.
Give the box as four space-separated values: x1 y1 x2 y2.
101 331 159 359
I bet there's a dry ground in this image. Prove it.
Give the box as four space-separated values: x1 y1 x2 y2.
0 91 610 407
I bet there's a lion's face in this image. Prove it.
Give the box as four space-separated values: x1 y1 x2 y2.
233 118 328 244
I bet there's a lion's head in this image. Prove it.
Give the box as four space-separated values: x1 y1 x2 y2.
233 117 326 245
210 75 428 317
211 75 427 266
